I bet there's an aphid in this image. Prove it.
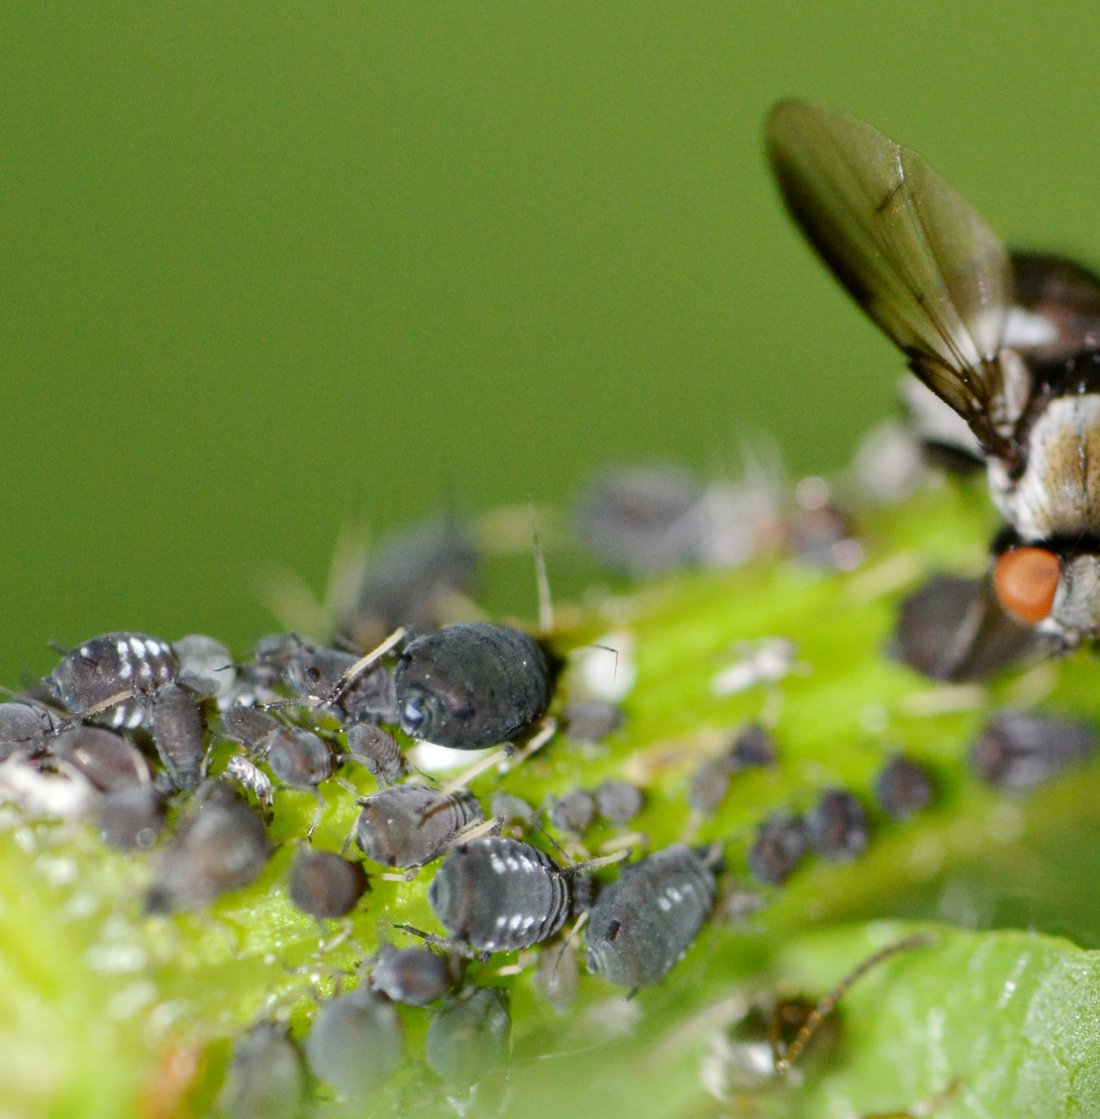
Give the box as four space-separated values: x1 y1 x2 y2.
344 723 406 786
730 724 778 769
218 705 282 749
144 781 270 914
688 756 735 816
304 987 403 1098
289 846 369 919
222 755 274 808
355 784 483 868
281 637 397 724
874 755 936 819
394 622 552 750
425 987 511 1089
429 836 571 952
489 791 536 829
747 812 808 886
0 702 59 760
370 944 458 1006
595 779 644 826
535 937 580 1014
805 789 869 862
49 725 150 792
46 632 177 728
562 699 625 744
172 633 236 704
219 1022 307 1119
585 844 717 989
768 100 1100 651
99 784 167 849
151 682 207 792
260 726 335 790
970 710 1097 791
547 789 597 836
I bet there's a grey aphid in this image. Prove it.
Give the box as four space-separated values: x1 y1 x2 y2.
595 779 644 826
805 789 869 862
50 725 149 792
970 711 1097 791
355 784 483 868
0 702 59 761
584 844 716 989
151 682 207 792
289 847 368 919
489 791 536 829
144 782 270 914
218 705 282 750
99 785 167 849
562 699 625 743
304 988 403 1098
395 622 552 750
260 727 334 790
371 944 458 1006
220 1022 307 1119
874 755 935 819
429 836 571 952
344 723 406 786
425 987 511 1089
282 638 397 723
747 812 808 886
548 789 597 835
46 632 177 729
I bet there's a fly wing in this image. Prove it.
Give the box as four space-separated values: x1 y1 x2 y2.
766 100 1014 453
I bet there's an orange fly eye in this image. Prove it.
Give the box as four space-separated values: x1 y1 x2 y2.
993 547 1060 625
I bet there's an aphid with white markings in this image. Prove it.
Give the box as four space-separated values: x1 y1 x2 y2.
289 846 369 919
46 632 177 728
370 944 459 1006
355 784 484 868
768 99 1100 651
426 986 511 1090
219 1021 307 1119
304 987 403 1098
584 844 718 989
970 710 1097 791
429 836 572 952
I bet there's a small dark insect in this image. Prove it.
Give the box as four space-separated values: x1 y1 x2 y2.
688 756 735 816
547 789 597 836
144 782 270 914
46 632 177 728
289 846 369 919
585 844 717 989
747 812 808 886
561 699 625 744
151 682 207 792
281 637 397 724
304 988 403 1098
429 836 571 952
370 944 458 1006
729 724 778 769
218 705 282 750
874 755 936 819
99 784 167 849
970 711 1097 791
49 725 149 792
395 622 552 750
172 633 236 703
219 1021 307 1119
344 723 406 786
261 727 335 790
425 987 511 1090
0 702 59 760
805 790 869 862
489 791 536 829
355 784 483 868
595 779 644 826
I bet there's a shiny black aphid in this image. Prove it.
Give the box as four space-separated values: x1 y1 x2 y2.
151 682 206 792
344 723 406 786
289 847 369 919
356 784 483 868
585 844 717 989
747 812 808 886
220 1022 307 1119
874 755 935 819
260 727 334 789
595 779 644 826
99 785 167 849
49 726 149 792
0 702 58 760
970 711 1097 791
46 632 177 728
395 622 552 750
304 988 403 1098
144 782 270 914
805 789 869 862
371 944 458 1006
425 987 511 1089
429 836 571 952
768 100 1100 649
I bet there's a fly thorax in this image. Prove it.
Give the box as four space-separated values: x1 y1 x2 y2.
1046 554 1100 644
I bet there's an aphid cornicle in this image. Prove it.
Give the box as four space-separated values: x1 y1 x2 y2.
767 101 1100 651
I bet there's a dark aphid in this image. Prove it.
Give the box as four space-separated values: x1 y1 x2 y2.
99 784 167 849
747 812 808 886
891 573 1041 682
152 682 207 792
395 622 552 750
0 702 59 761
261 727 335 789
304 988 403 1098
874 755 936 819
562 699 625 744
429 836 571 951
805 790 869 862
547 789 597 835
425 987 511 1089
688 756 735 816
371 944 458 1006
144 782 270 914
49 726 150 792
355 784 483 868
218 705 282 750
46 632 177 729
729 724 778 770
585 844 717 989
489 791 536 829
970 711 1097 791
289 846 369 919
344 723 406 786
172 633 236 704
281 637 397 724
219 1021 307 1119
595 779 644 826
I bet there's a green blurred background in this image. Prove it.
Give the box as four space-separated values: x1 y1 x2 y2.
3 2 1097 684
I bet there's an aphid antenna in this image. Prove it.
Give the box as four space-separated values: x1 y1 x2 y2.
529 501 555 635
773 933 936 1075
49 687 140 738
390 922 489 963
449 815 504 847
561 847 630 876
324 626 407 707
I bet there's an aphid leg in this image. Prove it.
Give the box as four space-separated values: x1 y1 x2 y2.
433 747 515 799
563 848 631 875
449 815 504 846
390 923 489 963
305 790 326 839
774 933 935 1075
